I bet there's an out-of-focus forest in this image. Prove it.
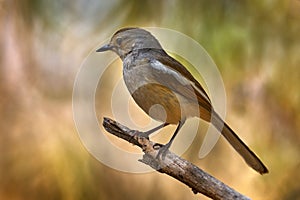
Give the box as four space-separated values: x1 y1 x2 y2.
1 0 300 199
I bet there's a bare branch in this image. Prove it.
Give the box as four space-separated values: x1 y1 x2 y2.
102 117 250 200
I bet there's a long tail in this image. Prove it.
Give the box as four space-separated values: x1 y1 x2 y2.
211 112 268 174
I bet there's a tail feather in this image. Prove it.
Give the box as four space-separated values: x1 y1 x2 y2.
212 113 268 174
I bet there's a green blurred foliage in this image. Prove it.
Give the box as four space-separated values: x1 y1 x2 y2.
1 0 300 199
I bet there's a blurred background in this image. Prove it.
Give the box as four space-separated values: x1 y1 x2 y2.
1 0 300 199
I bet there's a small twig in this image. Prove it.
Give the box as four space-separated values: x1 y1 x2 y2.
102 117 250 200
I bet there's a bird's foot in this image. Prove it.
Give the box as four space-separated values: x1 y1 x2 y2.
154 143 171 159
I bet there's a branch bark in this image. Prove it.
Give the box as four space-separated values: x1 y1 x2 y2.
102 117 250 200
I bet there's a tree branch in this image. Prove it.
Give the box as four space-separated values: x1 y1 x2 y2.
102 117 250 200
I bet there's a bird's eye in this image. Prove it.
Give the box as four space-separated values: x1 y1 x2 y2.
116 37 122 45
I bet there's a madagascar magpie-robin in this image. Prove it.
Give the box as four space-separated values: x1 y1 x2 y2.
97 27 268 174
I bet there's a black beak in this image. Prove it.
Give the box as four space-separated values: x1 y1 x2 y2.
96 44 112 52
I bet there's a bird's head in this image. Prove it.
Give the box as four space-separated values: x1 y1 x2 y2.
96 27 162 60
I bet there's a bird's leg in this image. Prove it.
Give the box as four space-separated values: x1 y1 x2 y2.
132 122 169 139
144 122 169 136
156 120 185 159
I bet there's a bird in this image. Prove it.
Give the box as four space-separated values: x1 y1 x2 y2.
96 27 268 174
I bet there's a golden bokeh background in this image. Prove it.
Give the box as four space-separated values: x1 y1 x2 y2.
1 0 300 199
